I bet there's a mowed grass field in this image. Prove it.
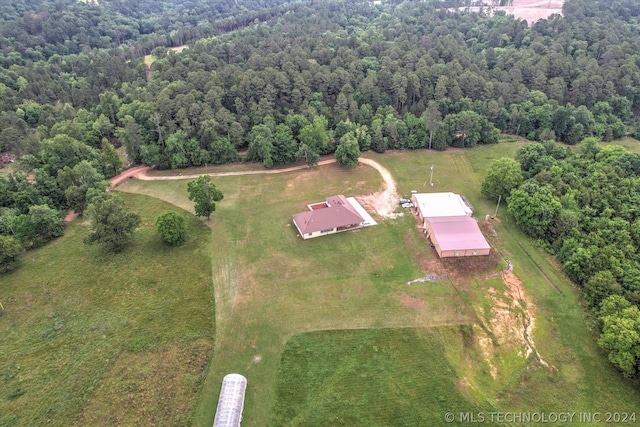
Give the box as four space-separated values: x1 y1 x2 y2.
119 142 640 427
0 194 214 426
347 146 640 416
268 328 496 426
5 139 640 426
119 162 479 425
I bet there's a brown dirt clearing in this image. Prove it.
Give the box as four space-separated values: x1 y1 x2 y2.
399 294 426 309
460 0 565 24
356 157 401 219
474 264 555 379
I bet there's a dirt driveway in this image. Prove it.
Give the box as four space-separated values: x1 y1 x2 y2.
68 157 400 221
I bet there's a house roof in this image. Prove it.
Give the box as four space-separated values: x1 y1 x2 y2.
428 216 491 251
293 195 364 234
413 192 473 218
325 194 357 213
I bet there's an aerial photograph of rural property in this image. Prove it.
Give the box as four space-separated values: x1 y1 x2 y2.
2 0 640 425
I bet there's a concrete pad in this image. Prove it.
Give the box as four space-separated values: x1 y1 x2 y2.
347 197 377 226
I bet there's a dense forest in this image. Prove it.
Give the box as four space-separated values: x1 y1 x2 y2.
0 0 305 62
2 0 640 376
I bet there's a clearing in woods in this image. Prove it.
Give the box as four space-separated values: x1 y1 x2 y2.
460 0 565 24
119 143 640 426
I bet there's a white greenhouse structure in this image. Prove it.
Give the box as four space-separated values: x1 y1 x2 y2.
213 373 247 427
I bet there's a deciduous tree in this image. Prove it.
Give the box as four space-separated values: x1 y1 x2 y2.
0 235 22 273
187 176 224 220
28 204 64 248
84 193 141 253
598 296 640 378
156 211 187 246
481 157 523 200
335 132 361 167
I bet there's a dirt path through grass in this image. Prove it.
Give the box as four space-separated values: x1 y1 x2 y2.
109 157 400 220
356 157 400 218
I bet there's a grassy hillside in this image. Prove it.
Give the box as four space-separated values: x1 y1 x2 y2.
358 147 640 415
268 327 499 427
0 193 214 426
8 140 640 426
119 144 640 426
120 162 482 424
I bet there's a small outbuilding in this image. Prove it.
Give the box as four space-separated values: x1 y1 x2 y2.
213 373 247 427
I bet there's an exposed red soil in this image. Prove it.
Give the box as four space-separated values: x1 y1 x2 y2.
64 210 79 223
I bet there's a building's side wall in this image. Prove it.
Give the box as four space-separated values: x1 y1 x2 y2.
464 248 490 256
439 248 490 257
411 195 425 221
301 229 334 239
424 219 435 238
298 224 365 239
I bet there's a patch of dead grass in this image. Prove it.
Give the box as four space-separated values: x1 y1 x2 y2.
75 339 212 427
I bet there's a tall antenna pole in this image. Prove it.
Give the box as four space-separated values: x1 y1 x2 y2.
494 194 502 217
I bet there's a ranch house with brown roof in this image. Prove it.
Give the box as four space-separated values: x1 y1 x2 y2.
293 195 365 239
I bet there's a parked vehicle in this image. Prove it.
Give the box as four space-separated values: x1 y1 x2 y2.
401 202 414 208
399 198 411 204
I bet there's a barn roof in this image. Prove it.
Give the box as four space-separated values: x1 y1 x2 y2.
428 216 490 251
413 192 473 218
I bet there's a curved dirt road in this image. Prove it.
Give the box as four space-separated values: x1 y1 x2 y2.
356 158 400 218
132 159 337 180
110 165 150 186
104 157 400 218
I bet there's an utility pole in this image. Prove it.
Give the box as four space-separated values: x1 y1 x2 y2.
429 164 434 186
494 194 502 217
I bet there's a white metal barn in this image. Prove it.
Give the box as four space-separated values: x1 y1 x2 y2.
411 192 490 258
213 374 247 427
412 192 473 221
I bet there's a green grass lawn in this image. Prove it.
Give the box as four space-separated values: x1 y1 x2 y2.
605 136 640 153
268 328 498 427
119 146 640 426
0 193 213 426
6 138 640 427
366 148 640 411
120 162 480 425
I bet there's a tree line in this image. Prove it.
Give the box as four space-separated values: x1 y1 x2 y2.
3 0 640 168
483 140 640 378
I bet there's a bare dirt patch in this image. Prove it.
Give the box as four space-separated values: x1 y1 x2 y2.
399 294 426 309
474 263 555 379
356 157 401 219
64 210 79 223
410 217 501 286
502 268 554 370
458 0 564 25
